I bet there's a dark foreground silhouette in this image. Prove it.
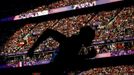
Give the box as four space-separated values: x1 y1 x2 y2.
28 26 96 74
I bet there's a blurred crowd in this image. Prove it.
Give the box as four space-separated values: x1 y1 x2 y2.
78 65 134 75
48 0 95 9
94 40 134 54
7 52 53 67
2 5 134 55
0 3 134 69
2 13 94 55
22 0 95 14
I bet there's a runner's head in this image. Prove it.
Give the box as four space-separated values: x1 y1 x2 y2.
79 26 95 47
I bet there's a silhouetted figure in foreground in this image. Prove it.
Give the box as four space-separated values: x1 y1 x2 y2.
28 26 96 74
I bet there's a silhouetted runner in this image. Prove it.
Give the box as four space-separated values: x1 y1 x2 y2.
27 26 96 74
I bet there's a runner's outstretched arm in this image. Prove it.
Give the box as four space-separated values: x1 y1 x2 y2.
27 29 66 57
